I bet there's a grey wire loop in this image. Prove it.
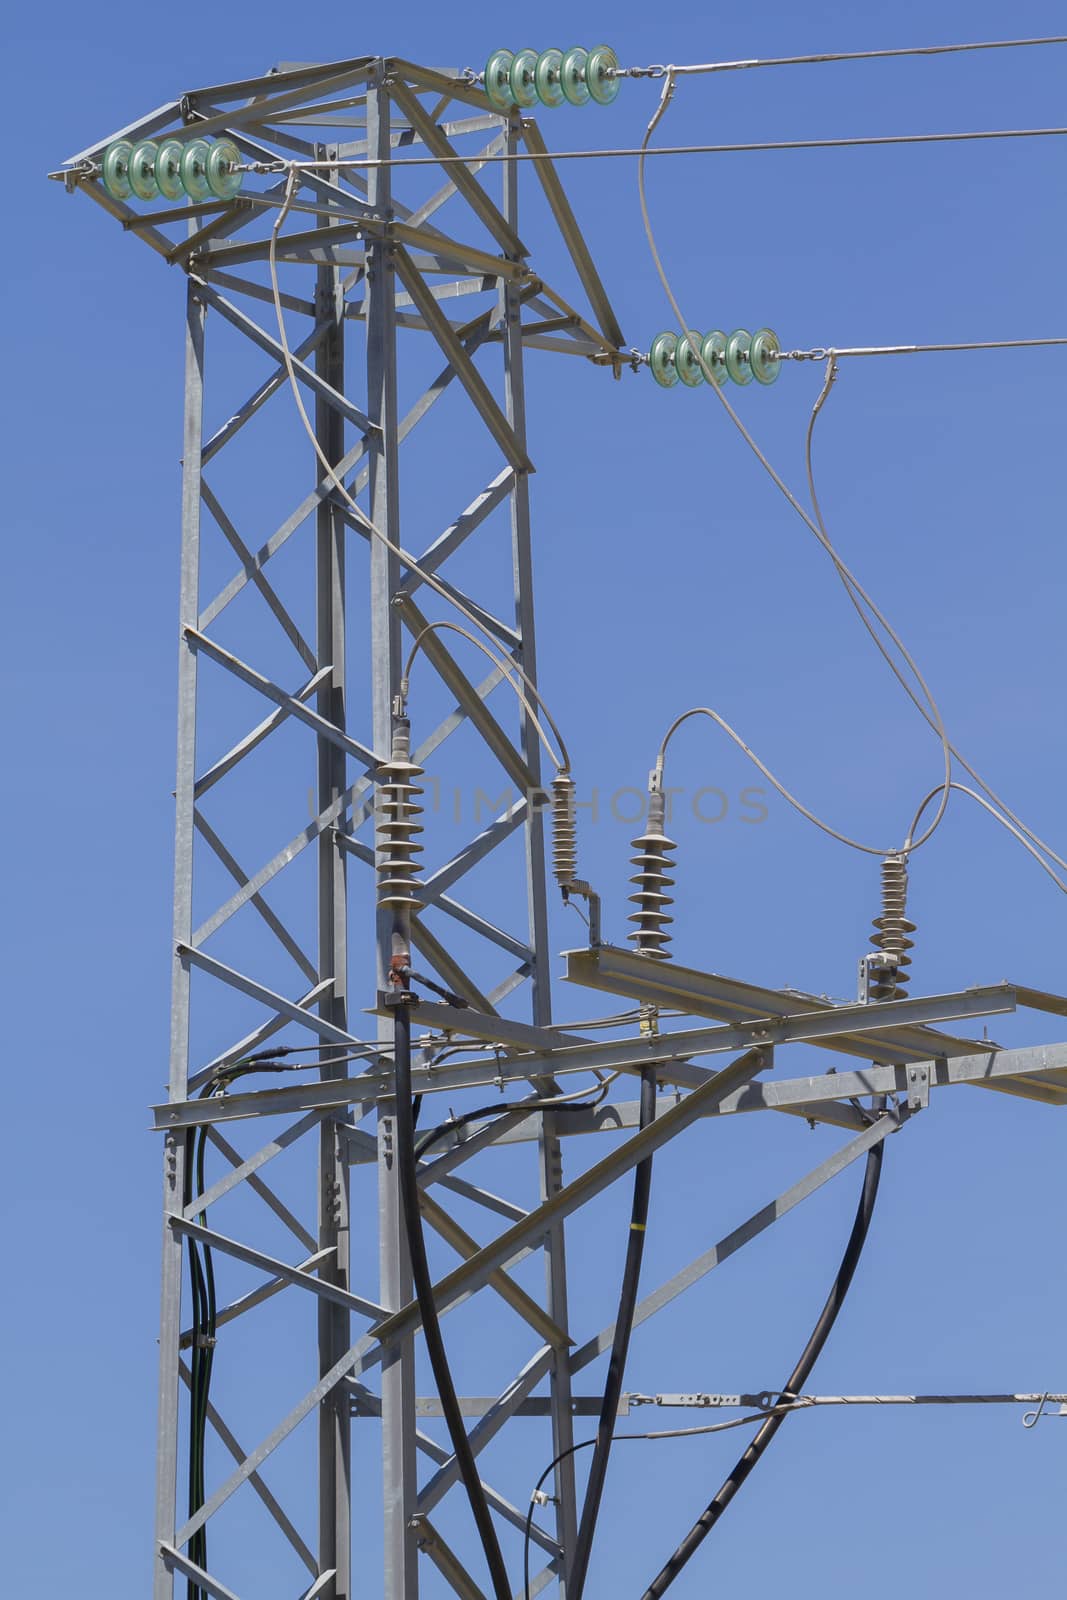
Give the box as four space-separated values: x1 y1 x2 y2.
1022 1393 1050 1428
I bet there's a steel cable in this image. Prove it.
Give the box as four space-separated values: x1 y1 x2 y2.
638 71 955 855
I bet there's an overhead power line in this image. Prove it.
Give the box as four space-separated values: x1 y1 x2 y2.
246 124 1067 176
619 34 1067 76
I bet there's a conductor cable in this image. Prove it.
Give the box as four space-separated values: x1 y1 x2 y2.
401 620 569 771
806 370 1067 883
905 782 1067 893
653 705 943 857
243 124 1067 177
638 73 952 856
568 1065 657 1600
413 1073 618 1163
392 995 512 1600
639 1120 887 1597
620 33 1067 76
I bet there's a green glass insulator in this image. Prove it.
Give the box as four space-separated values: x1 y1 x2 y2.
725 328 754 385
676 331 705 387
649 332 680 388
561 46 591 106
101 140 133 201
535 48 565 107
701 330 728 387
510 48 539 109
586 44 620 105
180 139 211 202
155 139 184 201
750 327 782 385
207 137 243 199
128 139 159 201
485 49 516 111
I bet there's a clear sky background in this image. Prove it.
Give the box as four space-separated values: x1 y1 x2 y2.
3 2 1066 1595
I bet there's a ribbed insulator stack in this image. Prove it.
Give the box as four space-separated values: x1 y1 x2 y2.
376 717 424 913
551 772 578 889
628 791 676 960
870 852 915 1000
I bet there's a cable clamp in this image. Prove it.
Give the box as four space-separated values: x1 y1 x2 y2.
661 1392 742 1409
194 1332 218 1350
906 1060 931 1112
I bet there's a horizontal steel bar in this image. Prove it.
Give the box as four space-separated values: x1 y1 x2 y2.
565 944 991 1066
186 56 376 104
157 1032 1067 1134
397 984 1018 1090
184 62 378 136
347 1381 562 1559
399 1396 633 1418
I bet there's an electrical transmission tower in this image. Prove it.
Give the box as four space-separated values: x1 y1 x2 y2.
57 47 1067 1600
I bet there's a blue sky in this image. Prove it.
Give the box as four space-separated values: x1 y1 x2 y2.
4 2 1066 1594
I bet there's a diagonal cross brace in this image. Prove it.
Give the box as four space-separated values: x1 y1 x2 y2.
370 1049 768 1354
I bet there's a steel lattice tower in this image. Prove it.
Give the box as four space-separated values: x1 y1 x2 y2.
56 49 1067 1600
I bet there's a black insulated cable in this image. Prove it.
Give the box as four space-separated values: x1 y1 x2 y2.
413 1087 609 1165
567 1066 657 1600
639 1132 886 1597
392 995 513 1600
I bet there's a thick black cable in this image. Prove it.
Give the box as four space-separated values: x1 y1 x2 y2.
413 1091 606 1164
392 997 512 1600
568 1066 657 1600
183 1136 207 1600
180 1058 308 1599
525 1439 596 1600
639 1134 886 1597
194 1127 216 1589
